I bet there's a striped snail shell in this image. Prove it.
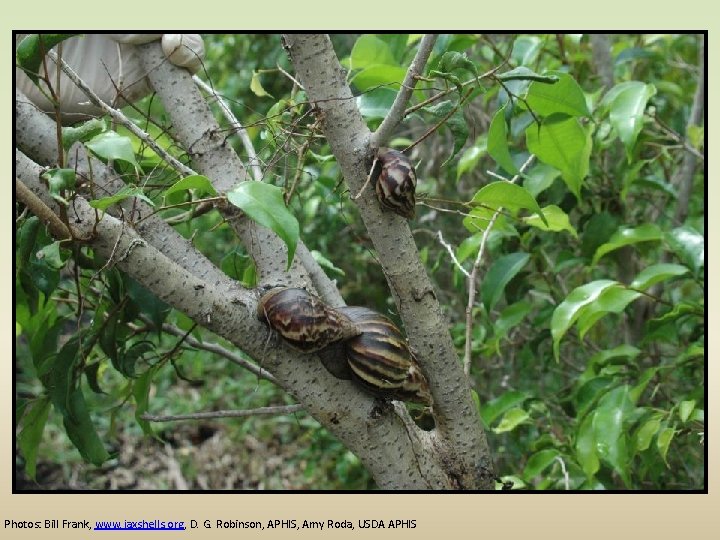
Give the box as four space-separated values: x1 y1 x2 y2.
374 148 417 219
257 287 360 353
337 307 433 406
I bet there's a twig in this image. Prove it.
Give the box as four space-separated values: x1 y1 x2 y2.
193 75 264 181
141 404 303 423
139 315 278 384
48 51 195 177
15 178 72 241
555 455 570 490
463 155 535 376
372 34 438 147
437 230 470 278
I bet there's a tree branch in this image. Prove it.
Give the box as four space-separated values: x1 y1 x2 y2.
284 34 494 489
372 34 437 147
141 404 303 423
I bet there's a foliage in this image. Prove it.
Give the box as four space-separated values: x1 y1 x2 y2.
15 33 704 490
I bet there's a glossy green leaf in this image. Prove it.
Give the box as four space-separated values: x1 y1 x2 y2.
36 241 67 270
41 168 76 205
480 390 530 426
165 175 217 197
351 65 407 92
635 415 662 451
574 377 616 420
62 388 111 465
88 185 154 211
523 205 577 238
511 36 542 66
630 367 658 403
492 407 530 433
551 280 617 360
523 163 561 198
456 139 487 180
629 263 689 291
487 106 519 174
489 300 532 353
523 449 560 480
593 385 633 486
16 34 80 84
526 116 592 198
576 411 600 479
350 35 397 70
576 285 642 339
62 118 105 150
18 397 51 479
656 426 675 464
470 181 546 223
357 88 397 120
678 400 696 423
526 72 590 118
85 131 139 168
606 82 656 159
481 252 530 311
666 225 704 275
227 182 299 270
592 224 663 265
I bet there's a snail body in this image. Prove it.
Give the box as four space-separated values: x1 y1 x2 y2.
338 307 433 406
257 287 359 353
374 148 417 219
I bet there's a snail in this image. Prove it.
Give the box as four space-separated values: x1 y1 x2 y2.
337 307 433 406
373 148 417 219
256 287 360 353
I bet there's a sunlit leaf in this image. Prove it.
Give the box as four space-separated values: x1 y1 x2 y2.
164 175 217 197
666 225 704 275
629 263 689 291
523 205 577 238
470 181 546 224
526 72 590 117
635 415 662 452
592 224 663 265
89 185 154 211
480 390 531 426
493 407 531 433
85 131 139 168
488 106 519 174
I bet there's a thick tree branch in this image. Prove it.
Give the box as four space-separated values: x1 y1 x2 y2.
372 34 437 147
283 34 494 489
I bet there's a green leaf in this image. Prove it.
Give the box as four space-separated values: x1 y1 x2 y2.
41 168 76 205
88 185 154 212
437 51 479 80
456 138 487 180
666 225 704 275
630 367 658 403
487 106 519 174
551 280 617 360
592 224 664 265
17 216 41 271
16 34 80 84
62 388 111 465
576 412 600 479
678 400 696 423
574 377 616 420
493 407 530 433
227 182 299 270
511 36 542 66
480 390 530 426
311 250 345 277
48 337 81 419
470 181 546 223
526 116 592 198
523 449 560 480
593 385 634 486
62 119 106 150
635 415 662 452
526 72 590 118
18 397 51 480
84 362 105 395
36 241 67 270
656 426 675 464
351 65 407 92
250 70 272 97
524 163 561 198
85 131 139 168
350 35 397 70
629 263 689 291
481 252 530 312
605 82 656 159
133 364 163 437
576 285 642 339
489 300 532 353
424 100 469 164
357 88 398 120
523 205 577 237
165 175 217 197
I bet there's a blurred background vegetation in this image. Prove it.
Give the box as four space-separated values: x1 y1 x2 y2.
16 33 704 490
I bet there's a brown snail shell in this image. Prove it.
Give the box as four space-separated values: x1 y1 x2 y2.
374 148 417 219
337 307 432 406
257 287 360 353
